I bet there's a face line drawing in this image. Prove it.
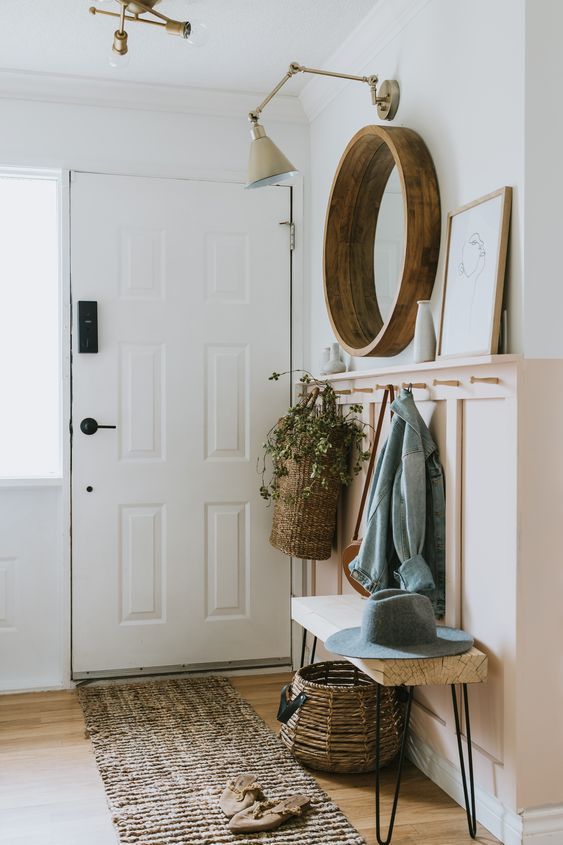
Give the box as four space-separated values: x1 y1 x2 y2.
458 232 486 281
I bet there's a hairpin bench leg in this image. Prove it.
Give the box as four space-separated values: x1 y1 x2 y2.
299 630 318 667
299 627 307 667
310 636 317 664
375 684 414 845
451 684 477 839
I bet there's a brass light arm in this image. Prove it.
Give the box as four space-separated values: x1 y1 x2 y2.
249 62 397 123
249 69 297 122
90 8 167 29
118 1 127 33
90 1 190 37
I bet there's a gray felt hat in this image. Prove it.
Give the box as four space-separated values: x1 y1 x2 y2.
325 589 473 659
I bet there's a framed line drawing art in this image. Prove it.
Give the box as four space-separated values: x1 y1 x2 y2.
437 187 512 358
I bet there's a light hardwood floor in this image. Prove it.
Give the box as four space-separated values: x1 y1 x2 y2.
0 673 498 845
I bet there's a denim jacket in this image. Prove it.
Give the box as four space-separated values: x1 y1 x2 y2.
349 389 445 617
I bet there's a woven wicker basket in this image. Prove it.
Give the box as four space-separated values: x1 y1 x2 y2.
269 454 341 560
279 661 403 773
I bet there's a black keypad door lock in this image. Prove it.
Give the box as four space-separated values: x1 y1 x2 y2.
78 301 98 353
80 418 117 435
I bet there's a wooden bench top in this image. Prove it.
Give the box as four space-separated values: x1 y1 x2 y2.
292 594 488 687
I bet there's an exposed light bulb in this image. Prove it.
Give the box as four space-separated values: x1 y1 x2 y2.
180 1 208 46
109 48 130 68
184 17 208 46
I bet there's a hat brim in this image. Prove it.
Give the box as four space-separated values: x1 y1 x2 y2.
325 626 474 660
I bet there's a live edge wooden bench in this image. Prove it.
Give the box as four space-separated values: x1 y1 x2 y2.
291 594 488 845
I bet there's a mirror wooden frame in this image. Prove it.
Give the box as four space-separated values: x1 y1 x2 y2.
323 125 441 357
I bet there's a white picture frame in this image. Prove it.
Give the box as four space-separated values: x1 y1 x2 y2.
437 187 512 358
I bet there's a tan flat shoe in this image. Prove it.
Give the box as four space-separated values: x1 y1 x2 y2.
228 795 311 833
219 773 264 818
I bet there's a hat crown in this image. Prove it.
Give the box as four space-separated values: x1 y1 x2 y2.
360 589 437 647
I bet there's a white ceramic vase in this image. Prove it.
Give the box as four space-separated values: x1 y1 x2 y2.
413 300 436 363
324 342 347 375
319 346 331 375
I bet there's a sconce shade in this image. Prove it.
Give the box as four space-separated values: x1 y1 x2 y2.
246 122 298 189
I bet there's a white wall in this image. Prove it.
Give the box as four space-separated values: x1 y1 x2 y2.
524 0 563 357
0 486 64 690
305 0 525 373
0 96 307 181
0 91 308 691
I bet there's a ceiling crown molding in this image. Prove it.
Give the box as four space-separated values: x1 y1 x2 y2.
0 68 307 124
299 0 432 122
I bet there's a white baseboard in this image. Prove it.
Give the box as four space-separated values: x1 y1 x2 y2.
408 732 563 845
0 681 69 694
521 806 563 844
407 731 523 844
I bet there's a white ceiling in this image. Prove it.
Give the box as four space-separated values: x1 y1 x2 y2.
0 1 377 95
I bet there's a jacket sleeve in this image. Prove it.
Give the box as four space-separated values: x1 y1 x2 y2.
348 442 392 594
392 450 436 593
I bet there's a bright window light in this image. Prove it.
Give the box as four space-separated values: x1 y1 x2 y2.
0 174 61 478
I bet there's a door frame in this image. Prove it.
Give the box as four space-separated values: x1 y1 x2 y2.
65 168 304 683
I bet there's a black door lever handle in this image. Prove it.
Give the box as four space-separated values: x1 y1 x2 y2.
80 417 117 436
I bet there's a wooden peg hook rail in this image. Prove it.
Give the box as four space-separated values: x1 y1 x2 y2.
333 376 500 398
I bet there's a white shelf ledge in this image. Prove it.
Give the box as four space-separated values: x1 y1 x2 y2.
321 354 521 382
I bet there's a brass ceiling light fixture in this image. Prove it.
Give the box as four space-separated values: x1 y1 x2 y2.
246 62 400 189
89 0 208 67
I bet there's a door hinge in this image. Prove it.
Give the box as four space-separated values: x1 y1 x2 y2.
279 220 295 251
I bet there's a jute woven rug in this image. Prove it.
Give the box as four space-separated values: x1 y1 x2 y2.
78 677 366 845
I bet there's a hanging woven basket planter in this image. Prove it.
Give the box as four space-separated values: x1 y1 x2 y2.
269 449 342 560
260 377 369 561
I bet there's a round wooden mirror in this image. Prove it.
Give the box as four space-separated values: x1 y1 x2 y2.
323 125 441 357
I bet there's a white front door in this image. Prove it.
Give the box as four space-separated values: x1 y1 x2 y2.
71 172 291 677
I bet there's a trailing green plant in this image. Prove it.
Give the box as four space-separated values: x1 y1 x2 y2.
259 371 371 504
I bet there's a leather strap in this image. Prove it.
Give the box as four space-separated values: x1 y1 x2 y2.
277 684 308 724
352 384 395 542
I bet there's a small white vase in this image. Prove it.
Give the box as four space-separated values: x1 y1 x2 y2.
413 300 436 363
319 346 331 375
324 342 347 375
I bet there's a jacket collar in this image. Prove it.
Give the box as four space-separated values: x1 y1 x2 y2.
391 389 436 458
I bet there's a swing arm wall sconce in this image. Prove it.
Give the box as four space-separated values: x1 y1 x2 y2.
246 62 400 188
